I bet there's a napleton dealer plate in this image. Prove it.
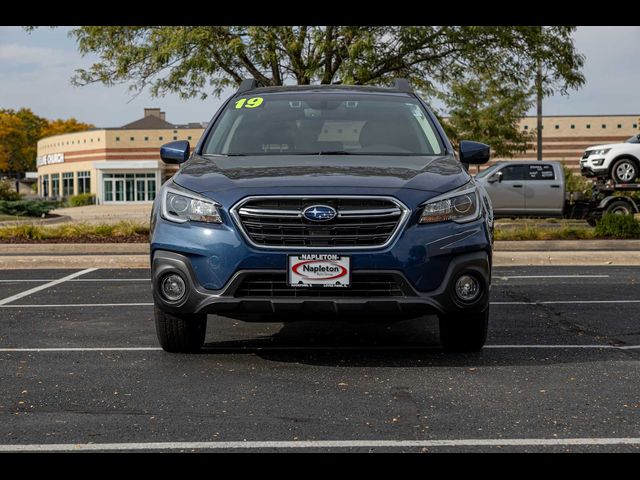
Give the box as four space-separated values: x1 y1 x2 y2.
288 254 350 287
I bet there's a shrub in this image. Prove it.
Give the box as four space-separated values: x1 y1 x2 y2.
0 200 60 217
563 164 592 198
68 193 95 207
0 180 22 201
0 221 149 242
594 213 640 239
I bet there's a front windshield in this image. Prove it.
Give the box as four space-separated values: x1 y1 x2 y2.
475 163 502 178
626 134 640 144
202 92 445 156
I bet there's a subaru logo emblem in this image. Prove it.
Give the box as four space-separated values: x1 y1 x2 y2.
303 205 337 222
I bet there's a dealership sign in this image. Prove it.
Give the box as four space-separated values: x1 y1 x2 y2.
37 153 64 167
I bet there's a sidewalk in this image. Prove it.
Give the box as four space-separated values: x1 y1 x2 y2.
1 241 639 269
49 204 152 225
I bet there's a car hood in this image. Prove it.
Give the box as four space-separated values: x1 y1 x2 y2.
586 143 623 150
172 154 470 200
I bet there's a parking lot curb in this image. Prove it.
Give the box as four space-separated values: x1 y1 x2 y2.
496 240 640 251
1 250 639 269
0 255 149 269
3 240 640 256
493 251 640 266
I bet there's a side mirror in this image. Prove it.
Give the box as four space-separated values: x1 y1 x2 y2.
460 140 490 165
160 140 190 164
488 171 503 184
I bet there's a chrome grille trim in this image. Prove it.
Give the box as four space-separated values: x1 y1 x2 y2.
230 195 411 250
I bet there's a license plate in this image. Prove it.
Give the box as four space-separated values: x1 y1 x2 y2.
288 254 350 287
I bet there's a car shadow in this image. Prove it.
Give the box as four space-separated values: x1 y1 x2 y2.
199 316 633 367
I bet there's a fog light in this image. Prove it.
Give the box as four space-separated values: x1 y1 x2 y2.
160 273 186 302
455 274 480 302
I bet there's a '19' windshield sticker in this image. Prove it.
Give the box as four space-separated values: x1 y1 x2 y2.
235 97 264 109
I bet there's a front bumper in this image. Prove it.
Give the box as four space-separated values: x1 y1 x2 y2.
151 249 491 320
580 157 608 177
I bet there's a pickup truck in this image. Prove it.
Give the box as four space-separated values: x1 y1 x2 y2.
474 161 565 218
475 160 640 223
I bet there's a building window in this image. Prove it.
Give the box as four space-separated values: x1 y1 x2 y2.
571 125 575 129
77 171 91 194
618 124 622 129
144 136 149 141
173 136 177 140
586 124 591 129
633 124 638 129
51 173 60 197
188 136 192 140
102 172 157 203
130 137 135 141
602 124 607 129
62 172 74 197
116 137 120 141
159 136 163 141
555 125 559 129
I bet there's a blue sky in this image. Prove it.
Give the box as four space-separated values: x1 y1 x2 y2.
1 26 639 127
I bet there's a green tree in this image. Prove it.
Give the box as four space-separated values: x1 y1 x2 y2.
26 26 584 101
439 75 535 158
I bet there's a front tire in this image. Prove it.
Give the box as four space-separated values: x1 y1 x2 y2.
611 158 638 184
438 308 489 352
154 306 207 353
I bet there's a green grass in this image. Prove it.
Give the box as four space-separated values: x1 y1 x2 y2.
0 214 27 222
0 221 150 242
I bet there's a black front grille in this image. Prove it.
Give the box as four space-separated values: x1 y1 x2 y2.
233 197 406 248
234 273 412 298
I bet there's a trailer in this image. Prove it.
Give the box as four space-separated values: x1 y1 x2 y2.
565 181 640 226
474 160 639 225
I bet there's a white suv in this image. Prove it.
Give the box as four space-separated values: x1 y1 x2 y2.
580 134 640 183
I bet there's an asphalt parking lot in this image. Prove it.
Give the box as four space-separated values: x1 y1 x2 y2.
0 265 639 452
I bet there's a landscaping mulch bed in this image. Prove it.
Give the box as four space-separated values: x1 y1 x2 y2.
0 235 149 244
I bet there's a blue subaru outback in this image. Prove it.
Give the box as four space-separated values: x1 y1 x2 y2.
150 78 493 353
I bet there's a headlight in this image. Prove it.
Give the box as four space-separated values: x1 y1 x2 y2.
419 185 480 224
592 148 611 156
161 185 222 224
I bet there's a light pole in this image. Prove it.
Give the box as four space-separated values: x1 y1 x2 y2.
536 60 543 161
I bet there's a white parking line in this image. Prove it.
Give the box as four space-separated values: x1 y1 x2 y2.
0 268 98 306
0 278 148 283
493 300 640 305
1 437 639 451
495 275 610 280
0 347 162 352
0 344 638 352
0 302 153 308
2 300 639 308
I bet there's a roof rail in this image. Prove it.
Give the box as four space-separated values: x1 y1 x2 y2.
393 78 413 93
237 78 258 95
